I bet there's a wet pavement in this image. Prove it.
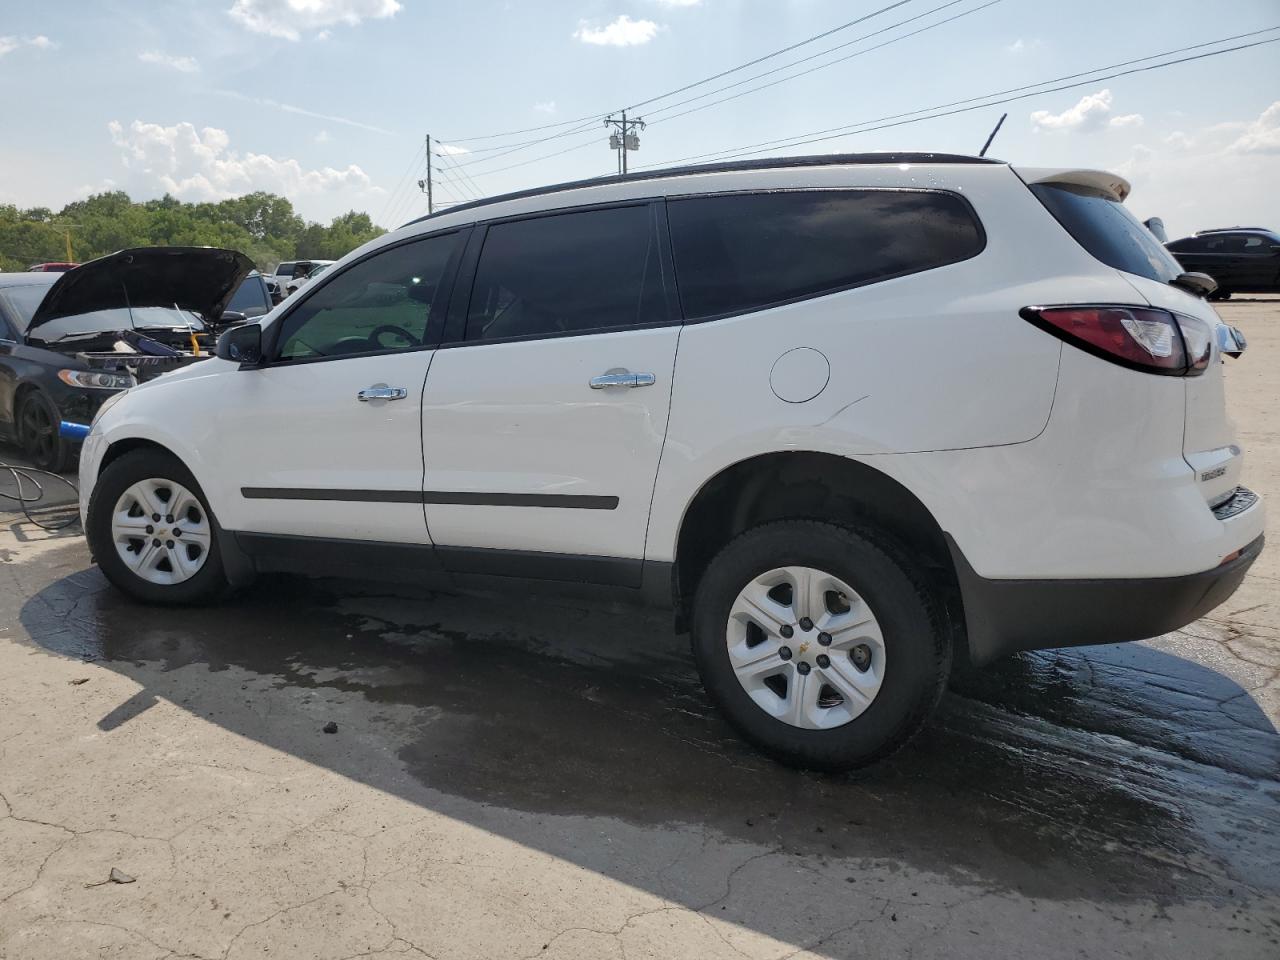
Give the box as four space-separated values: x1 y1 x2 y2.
1 300 1278 959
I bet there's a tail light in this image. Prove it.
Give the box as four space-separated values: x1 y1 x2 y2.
1020 305 1213 376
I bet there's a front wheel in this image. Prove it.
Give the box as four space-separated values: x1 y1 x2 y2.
86 449 227 605
690 520 951 771
19 390 73 473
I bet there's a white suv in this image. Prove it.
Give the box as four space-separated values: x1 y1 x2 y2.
80 153 1265 770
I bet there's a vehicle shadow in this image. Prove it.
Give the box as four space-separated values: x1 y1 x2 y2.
16 547 1280 935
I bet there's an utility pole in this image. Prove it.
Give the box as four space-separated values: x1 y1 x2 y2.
416 133 434 214
604 112 645 175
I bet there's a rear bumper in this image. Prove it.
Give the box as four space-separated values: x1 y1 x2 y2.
948 532 1265 665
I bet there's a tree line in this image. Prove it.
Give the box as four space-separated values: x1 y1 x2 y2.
0 191 386 273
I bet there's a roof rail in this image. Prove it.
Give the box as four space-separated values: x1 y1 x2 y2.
403 152 1003 228
1195 226 1272 235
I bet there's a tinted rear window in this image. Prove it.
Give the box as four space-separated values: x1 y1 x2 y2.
227 276 270 312
1029 182 1182 284
666 189 984 321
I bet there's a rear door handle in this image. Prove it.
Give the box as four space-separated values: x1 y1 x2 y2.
589 371 656 389
357 386 408 401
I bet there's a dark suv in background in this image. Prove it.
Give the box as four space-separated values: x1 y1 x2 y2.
1166 227 1280 299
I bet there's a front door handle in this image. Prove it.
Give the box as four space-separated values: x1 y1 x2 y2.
357 386 408 402
589 371 656 389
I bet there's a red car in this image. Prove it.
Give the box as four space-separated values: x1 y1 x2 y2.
27 262 79 272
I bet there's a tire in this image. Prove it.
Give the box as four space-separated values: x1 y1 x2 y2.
86 449 227 605
18 390 73 473
690 520 951 771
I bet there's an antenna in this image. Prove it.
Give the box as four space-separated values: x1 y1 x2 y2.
979 113 1007 158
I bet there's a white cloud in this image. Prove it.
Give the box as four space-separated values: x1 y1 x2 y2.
228 0 401 42
1029 89 1143 133
315 129 331 143
533 100 557 115
1109 113 1143 129
653 0 701 6
1005 37 1042 54
434 143 469 156
1111 103 1280 239
138 50 200 72
0 35 55 56
1228 101 1280 155
574 15 660 47
107 119 378 201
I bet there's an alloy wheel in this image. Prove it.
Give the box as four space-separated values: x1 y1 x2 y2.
21 398 56 466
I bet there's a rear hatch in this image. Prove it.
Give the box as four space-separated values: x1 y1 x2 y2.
1015 167 1242 507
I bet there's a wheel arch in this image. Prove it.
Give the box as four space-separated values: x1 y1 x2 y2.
96 436 182 483
670 450 966 658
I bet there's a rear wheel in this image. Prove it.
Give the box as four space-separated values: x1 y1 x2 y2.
690 520 950 771
18 390 72 473
86 449 227 604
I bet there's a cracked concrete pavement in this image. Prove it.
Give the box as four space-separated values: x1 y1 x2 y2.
1 299 1278 959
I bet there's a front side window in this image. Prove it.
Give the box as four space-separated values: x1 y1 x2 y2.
273 233 460 361
667 189 985 321
464 203 666 342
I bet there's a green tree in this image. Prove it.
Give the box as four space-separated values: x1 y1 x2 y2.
0 191 386 273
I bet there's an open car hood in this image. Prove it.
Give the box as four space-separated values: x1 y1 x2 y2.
28 246 255 332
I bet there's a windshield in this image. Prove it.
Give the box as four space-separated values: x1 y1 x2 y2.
227 276 270 312
0 283 55 332
25 306 207 342
1029 182 1183 284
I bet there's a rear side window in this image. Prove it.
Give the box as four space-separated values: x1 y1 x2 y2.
666 189 984 321
1029 182 1182 284
465 203 666 342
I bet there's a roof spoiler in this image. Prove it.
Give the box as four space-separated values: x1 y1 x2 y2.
1012 166 1132 202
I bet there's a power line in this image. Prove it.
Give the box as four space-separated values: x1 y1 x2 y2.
640 30 1280 169
439 151 487 199
443 0 918 145
451 0 990 179
434 151 484 201
375 139 426 227
642 0 998 128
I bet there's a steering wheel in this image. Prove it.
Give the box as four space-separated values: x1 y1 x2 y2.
369 324 417 350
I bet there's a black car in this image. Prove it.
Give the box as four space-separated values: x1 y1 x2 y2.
1165 227 1280 299
0 247 253 471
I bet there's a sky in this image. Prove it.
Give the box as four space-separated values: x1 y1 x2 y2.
1 0 1278 239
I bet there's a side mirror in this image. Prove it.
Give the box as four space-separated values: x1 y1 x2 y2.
1171 271 1217 298
216 323 262 365
219 310 248 327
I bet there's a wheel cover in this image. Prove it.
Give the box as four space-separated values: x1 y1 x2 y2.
110 478 212 586
726 566 885 730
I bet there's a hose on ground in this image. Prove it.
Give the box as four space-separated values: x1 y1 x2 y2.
0 461 81 531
